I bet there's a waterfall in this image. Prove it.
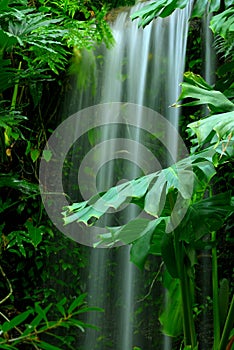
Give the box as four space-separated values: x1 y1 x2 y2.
64 1 192 349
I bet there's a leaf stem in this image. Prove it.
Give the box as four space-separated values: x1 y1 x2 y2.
218 294 234 350
212 231 220 349
11 61 22 111
0 264 13 305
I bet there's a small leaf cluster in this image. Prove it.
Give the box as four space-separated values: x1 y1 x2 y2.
0 293 101 349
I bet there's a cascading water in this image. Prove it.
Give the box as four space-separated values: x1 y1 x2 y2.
64 1 192 349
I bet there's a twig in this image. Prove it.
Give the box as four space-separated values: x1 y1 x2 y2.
0 266 40 350
137 261 164 302
0 264 13 305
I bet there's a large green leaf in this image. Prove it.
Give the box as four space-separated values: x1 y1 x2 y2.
210 8 234 39
25 221 44 247
191 0 209 18
68 293 87 314
188 112 234 146
175 73 234 113
180 192 233 242
0 0 9 10
145 166 194 217
191 0 221 18
159 270 183 336
131 0 189 27
161 232 179 278
96 218 162 247
63 149 218 233
63 173 156 226
129 218 167 269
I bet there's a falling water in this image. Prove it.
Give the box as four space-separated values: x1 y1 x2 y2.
64 1 192 349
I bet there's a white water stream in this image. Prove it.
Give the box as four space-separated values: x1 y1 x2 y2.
66 1 192 348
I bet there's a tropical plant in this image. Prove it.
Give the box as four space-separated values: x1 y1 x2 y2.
62 72 234 349
0 1 114 349
130 0 233 29
0 292 101 349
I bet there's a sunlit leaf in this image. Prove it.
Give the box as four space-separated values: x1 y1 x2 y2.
131 0 189 27
188 112 234 146
175 82 234 113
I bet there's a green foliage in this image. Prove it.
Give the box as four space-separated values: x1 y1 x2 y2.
130 0 234 36
62 73 234 348
0 1 115 349
0 294 101 349
210 7 234 40
175 72 234 112
159 271 183 336
1 0 233 347
131 0 189 27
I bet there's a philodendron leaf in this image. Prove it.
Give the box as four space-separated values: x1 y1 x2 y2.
63 173 157 226
180 192 233 242
62 149 217 231
188 112 234 146
175 72 234 113
161 232 179 278
130 217 167 269
131 0 190 28
210 8 234 39
191 0 220 18
96 218 162 247
159 270 183 337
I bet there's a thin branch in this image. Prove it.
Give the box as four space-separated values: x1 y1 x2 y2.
137 261 164 303
0 264 13 305
0 310 40 350
0 267 40 350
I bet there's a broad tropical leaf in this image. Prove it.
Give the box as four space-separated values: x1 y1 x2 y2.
130 217 168 269
131 0 189 27
192 0 220 18
210 7 234 39
62 149 217 230
188 112 234 146
161 232 179 277
180 192 233 242
159 271 183 336
175 73 234 113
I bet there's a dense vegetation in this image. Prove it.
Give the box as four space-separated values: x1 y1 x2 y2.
0 0 233 349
